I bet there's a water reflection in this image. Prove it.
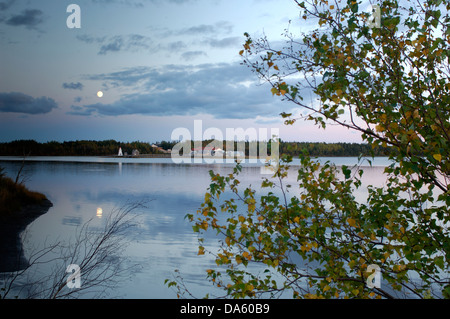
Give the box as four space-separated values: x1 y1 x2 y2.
62 216 82 226
0 158 392 298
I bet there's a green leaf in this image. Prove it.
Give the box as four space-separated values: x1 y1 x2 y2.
435 256 444 269
342 165 351 179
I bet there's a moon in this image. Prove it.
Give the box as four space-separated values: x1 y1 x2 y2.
97 91 103 98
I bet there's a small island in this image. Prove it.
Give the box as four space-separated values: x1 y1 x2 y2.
0 169 52 272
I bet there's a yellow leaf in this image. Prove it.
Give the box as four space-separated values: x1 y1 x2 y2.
271 87 279 96
433 154 442 162
198 246 205 255
242 251 251 260
238 215 245 223
347 218 357 227
239 50 244 56
199 220 208 230
274 65 279 71
301 244 311 253
330 5 335 9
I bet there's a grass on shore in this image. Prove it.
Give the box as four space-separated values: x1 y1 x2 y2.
0 173 47 219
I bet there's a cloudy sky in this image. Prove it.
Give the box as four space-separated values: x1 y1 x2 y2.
0 0 363 143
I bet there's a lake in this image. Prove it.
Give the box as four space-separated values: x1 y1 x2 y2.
0 156 392 298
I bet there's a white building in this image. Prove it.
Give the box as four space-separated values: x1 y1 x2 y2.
132 149 140 156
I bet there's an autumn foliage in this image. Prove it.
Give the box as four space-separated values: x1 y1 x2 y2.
169 0 449 299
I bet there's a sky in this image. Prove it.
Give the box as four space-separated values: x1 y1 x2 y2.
0 0 364 144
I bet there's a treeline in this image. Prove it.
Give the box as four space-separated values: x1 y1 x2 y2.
279 141 391 157
169 139 392 157
0 139 391 157
0 140 164 156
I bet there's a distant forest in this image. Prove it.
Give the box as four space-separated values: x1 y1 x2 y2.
0 139 392 157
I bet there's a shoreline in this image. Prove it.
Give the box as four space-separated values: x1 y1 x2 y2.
0 155 393 167
0 199 53 273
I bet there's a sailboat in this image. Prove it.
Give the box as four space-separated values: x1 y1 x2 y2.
118 147 123 157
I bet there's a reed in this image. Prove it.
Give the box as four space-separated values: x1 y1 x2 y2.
0 175 47 218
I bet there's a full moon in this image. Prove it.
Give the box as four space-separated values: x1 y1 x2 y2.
97 91 103 98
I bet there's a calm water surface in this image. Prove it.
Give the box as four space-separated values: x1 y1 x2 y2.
0 156 391 298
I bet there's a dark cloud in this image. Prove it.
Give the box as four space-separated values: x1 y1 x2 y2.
69 105 90 116
181 24 216 35
149 21 233 39
0 0 14 11
202 36 241 48
99 37 124 55
77 33 153 55
63 82 84 90
91 0 197 5
180 21 233 35
77 33 192 56
0 92 58 114
76 34 106 44
5 9 43 28
91 0 144 7
166 40 187 52
145 0 199 4
76 27 238 57
69 63 286 119
181 51 207 61
86 66 158 87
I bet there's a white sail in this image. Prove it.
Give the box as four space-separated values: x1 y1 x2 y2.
118 147 123 156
